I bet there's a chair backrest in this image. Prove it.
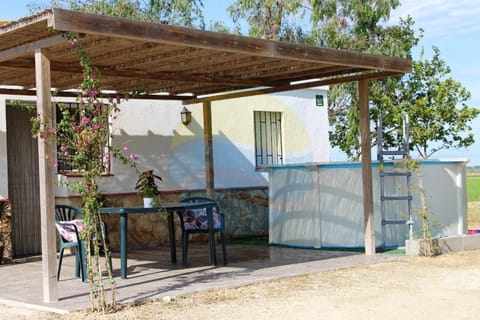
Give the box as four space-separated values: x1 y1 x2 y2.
180 197 219 209
55 204 82 222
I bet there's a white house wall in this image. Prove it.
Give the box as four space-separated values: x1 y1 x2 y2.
101 87 329 194
207 87 329 188
1 88 329 196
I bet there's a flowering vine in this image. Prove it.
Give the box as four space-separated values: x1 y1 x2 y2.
32 32 139 311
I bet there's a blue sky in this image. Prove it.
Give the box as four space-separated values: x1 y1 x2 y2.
4 0 480 165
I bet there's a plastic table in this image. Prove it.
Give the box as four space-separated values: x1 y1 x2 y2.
100 201 216 279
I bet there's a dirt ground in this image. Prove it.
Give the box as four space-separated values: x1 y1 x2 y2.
2 249 480 320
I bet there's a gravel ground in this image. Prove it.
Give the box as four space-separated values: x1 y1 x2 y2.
2 249 480 320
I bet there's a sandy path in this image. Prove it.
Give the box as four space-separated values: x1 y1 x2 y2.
3 249 480 320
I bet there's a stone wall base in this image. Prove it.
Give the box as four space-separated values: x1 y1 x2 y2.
56 187 268 250
406 234 480 256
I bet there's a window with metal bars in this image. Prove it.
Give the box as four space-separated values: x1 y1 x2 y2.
55 102 111 175
254 111 283 168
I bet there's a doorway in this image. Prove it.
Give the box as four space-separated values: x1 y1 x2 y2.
6 103 41 256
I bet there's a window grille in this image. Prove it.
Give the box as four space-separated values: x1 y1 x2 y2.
254 111 283 168
55 102 111 174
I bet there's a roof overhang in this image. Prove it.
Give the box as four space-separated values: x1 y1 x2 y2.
0 8 411 104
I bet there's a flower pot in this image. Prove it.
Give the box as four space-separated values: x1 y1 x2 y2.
143 197 154 208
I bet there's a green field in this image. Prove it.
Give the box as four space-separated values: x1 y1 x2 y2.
467 175 480 202
467 175 480 226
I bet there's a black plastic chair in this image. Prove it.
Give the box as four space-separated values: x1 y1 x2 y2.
179 197 227 266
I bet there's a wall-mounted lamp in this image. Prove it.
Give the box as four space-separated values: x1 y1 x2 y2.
180 106 192 125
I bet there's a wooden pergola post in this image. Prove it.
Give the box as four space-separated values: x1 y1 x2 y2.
35 48 58 302
358 79 376 255
203 101 214 198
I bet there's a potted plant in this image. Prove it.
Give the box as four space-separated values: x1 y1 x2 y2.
135 170 162 208
0 199 10 264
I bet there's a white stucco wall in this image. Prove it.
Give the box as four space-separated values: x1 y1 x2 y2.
1 87 330 197
103 87 329 193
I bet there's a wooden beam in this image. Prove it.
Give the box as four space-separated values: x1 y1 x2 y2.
50 8 411 73
0 59 282 87
35 48 58 302
358 79 375 255
203 101 214 197
0 88 192 100
0 35 64 62
183 71 401 105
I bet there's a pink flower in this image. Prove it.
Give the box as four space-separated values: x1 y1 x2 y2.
123 146 129 151
129 154 138 161
48 128 56 134
82 116 90 124
92 71 97 80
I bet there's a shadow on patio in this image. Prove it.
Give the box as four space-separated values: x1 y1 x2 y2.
0 242 403 313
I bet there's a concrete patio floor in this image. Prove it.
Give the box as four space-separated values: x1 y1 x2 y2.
0 242 404 314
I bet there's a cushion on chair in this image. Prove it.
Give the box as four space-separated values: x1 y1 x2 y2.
183 207 221 231
55 219 86 242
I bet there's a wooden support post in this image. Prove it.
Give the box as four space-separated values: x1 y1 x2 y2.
35 48 58 302
359 79 376 255
203 101 214 198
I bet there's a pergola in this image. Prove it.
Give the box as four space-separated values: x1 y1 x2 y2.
0 8 411 303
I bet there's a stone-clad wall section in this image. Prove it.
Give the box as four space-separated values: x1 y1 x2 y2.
56 187 268 250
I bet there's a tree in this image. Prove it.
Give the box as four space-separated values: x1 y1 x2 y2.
310 0 401 51
310 2 478 160
34 0 206 28
391 47 478 159
147 0 205 28
310 1 419 160
227 0 308 41
66 0 145 19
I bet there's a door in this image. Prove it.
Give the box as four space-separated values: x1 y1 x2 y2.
6 104 41 256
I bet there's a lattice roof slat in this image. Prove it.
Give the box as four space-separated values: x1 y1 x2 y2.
0 8 411 101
